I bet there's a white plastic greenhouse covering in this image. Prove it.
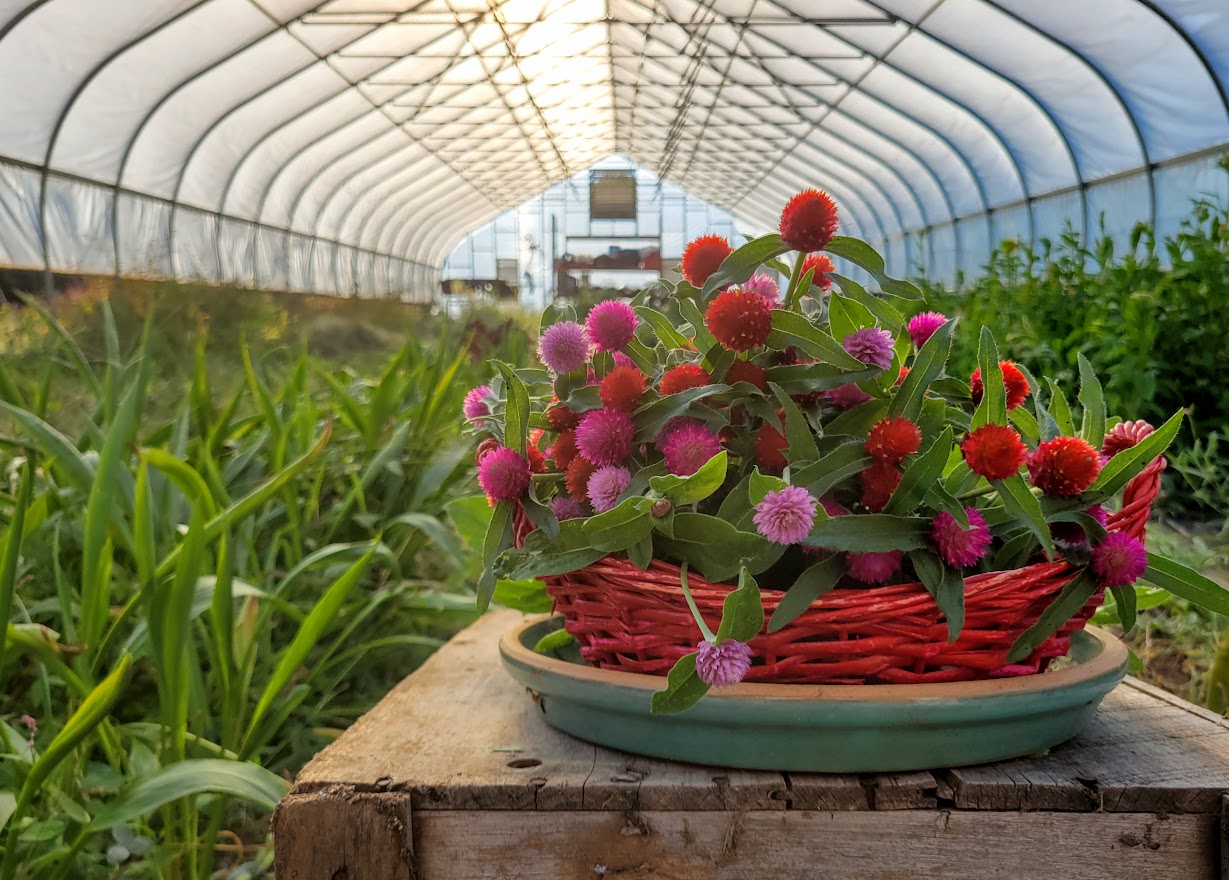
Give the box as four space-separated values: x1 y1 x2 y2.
1 0 1228 300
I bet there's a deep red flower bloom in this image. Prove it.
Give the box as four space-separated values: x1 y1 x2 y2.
660 363 712 396
705 289 773 352
865 416 922 465
546 401 580 431
961 424 1027 480
565 456 600 501
681 234 733 287
526 428 548 474
779 189 839 252
801 253 835 293
599 365 647 412
755 423 789 474
550 428 578 471
860 460 901 512
1102 420 1155 458
1028 436 1103 497
895 365 909 386
725 359 769 391
971 361 1030 410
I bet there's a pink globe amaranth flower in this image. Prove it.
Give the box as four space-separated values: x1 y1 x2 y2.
695 639 753 687
753 486 819 545
654 415 702 450
538 321 591 374
742 272 780 303
662 422 722 476
587 465 632 513
1089 504 1109 528
907 311 948 349
931 508 992 568
612 351 635 370
1091 532 1148 588
551 497 587 520
462 385 491 421
575 407 635 466
586 300 638 352
826 382 872 410
842 327 895 370
846 550 903 584
477 447 531 501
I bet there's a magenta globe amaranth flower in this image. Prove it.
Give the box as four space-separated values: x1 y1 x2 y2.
551 497 587 520
538 321 591 374
753 486 818 545
587 465 632 513
662 422 722 476
575 407 635 466
742 272 780 303
1091 532 1148 588
695 639 752 687
931 508 992 568
462 385 491 421
846 550 903 584
477 447 531 502
842 327 895 370
586 300 638 352
907 311 948 349
826 382 872 410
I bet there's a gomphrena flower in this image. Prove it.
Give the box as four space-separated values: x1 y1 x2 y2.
586 300 638 353
587 465 632 513
551 496 586 520
779 189 839 252
538 321 591 374
896 366 910 386
847 550 903 584
575 408 635 466
462 385 491 421
961 424 1027 480
859 460 901 512
843 327 895 370
1028 436 1102 497
599 365 647 412
705 288 773 352
546 401 580 430
907 312 948 349
971 361 1031 411
1102 420 1155 458
660 363 711 396
525 431 548 474
1091 532 1148 588
931 508 992 568
725 359 769 391
826 382 872 410
654 415 700 449
477 447 531 502
742 272 780 302
681 234 733 287
1053 503 1109 545
801 253 835 293
753 486 818 545
865 416 922 464
663 422 722 476
549 428 578 470
564 456 599 501
695 639 753 687
755 423 789 473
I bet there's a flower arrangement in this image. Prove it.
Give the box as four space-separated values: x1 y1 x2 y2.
463 188 1225 714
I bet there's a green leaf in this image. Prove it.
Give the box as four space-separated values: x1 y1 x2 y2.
885 427 953 515
1141 554 1229 616
823 236 922 300
627 536 653 571
0 462 33 680
768 554 843 632
701 234 790 298
0 403 94 491
478 502 515 611
635 306 691 349
994 474 1055 561
802 515 930 552
678 297 717 352
828 274 905 329
494 361 530 454
1089 410 1182 497
1016 364 1059 442
650 653 710 714
1076 353 1106 450
532 629 577 655
662 514 766 582
583 499 654 552
748 468 789 507
495 520 606 580
632 385 721 443
715 568 763 643
770 383 820 463
492 578 552 613
970 327 1006 430
1046 380 1075 436
888 318 954 422
1007 571 1099 663
1110 585 1137 632
766 310 867 370
649 451 728 505
910 551 965 642
793 441 874 499
764 363 878 393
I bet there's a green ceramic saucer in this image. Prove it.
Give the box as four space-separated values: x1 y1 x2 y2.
499 616 1128 772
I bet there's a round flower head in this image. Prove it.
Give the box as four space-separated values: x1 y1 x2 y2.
586 300 638 352
575 408 635 466
477 447 531 502
705 288 773 352
1028 436 1102 497
820 496 850 518
538 321 591 374
663 422 722 476
462 385 491 421
1091 532 1148 588
931 508 992 568
546 401 580 430
565 456 599 501
725 359 769 391
654 415 701 450
859 460 901 512
550 428 578 470
961 424 1027 480
742 272 780 302
907 311 948 349
826 382 872 410
612 351 635 370
866 416 922 465
525 435 548 474
843 327 895 370
754 486 818 545
681 234 733 287
755 423 789 474
660 363 711 396
1102 420 1155 458
847 550 903 584
695 639 753 687
551 496 587 520
599 365 647 412
801 253 835 293
779 189 839 252
587 465 632 513
971 361 1030 411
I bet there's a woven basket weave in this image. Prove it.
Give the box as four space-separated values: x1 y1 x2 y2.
539 457 1165 685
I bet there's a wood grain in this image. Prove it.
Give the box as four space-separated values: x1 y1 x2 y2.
272 788 413 879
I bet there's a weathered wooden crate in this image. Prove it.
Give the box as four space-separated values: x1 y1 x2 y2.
274 610 1229 879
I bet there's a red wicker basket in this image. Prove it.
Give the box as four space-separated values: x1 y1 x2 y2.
539 457 1165 685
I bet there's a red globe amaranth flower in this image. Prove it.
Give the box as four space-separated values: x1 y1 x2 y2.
775 346 803 366
755 423 789 474
971 361 1030 411
780 189 839 252
801 253 835 293
599 365 647 412
725 359 769 391
681 234 733 287
549 428 578 470
1028 436 1103 497
546 402 580 431
1102 420 1155 458
895 366 909 387
705 289 773 352
961 424 1027 480
860 461 901 512
565 456 599 501
526 429 548 474
865 416 922 465
660 363 712 396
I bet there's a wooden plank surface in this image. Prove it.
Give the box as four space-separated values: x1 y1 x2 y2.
293 609 1229 814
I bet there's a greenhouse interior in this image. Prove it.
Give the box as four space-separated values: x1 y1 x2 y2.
1 1 1228 878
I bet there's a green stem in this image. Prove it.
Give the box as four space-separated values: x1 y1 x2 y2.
677 564 716 643
782 251 808 310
